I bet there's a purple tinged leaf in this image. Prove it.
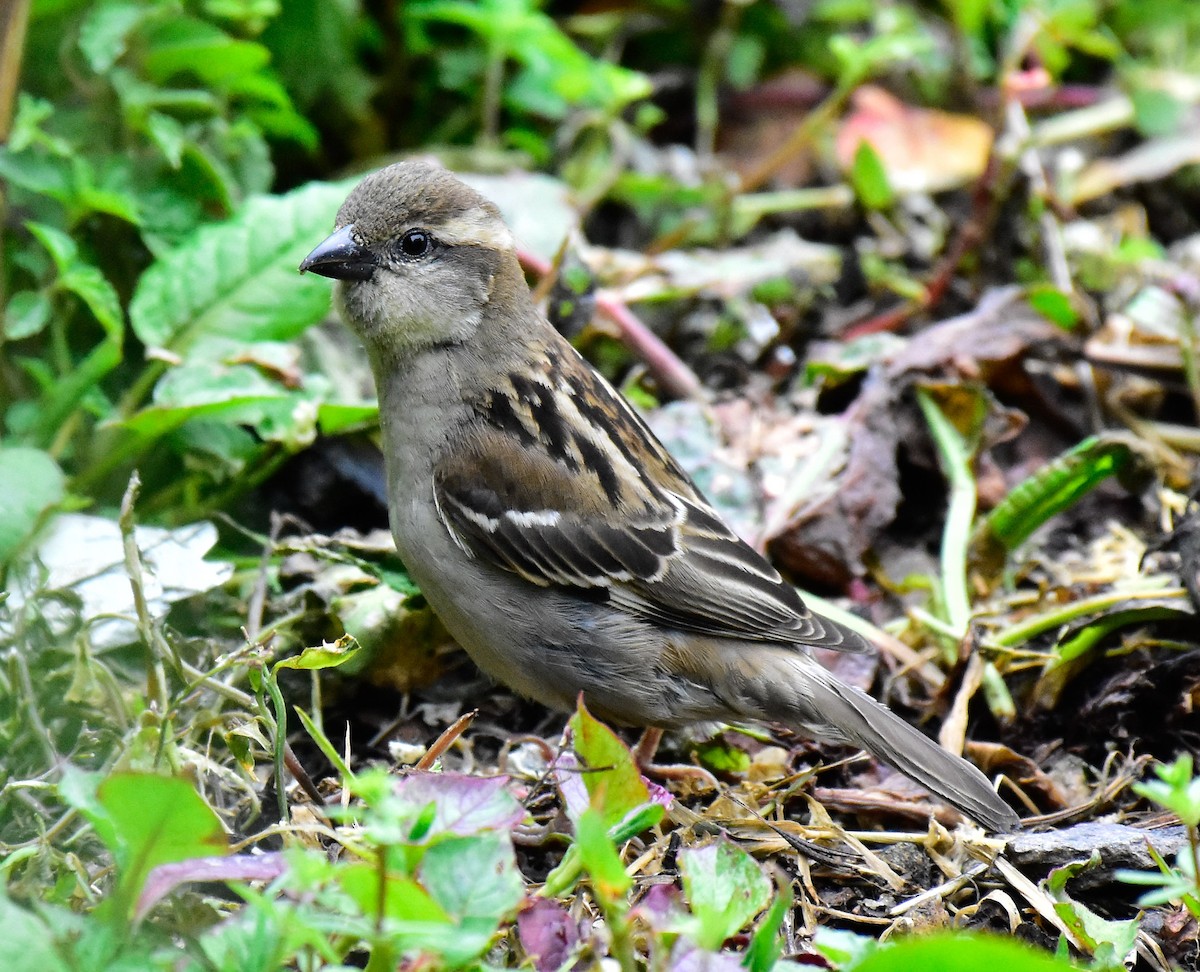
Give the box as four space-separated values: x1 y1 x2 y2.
518 898 581 972
646 777 674 808
553 751 591 822
394 772 525 836
135 851 287 921
635 882 685 923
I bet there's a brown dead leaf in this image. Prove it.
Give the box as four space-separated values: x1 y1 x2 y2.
770 291 1067 584
968 740 1071 811
835 86 994 194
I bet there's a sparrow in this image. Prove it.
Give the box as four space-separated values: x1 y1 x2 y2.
300 161 1018 832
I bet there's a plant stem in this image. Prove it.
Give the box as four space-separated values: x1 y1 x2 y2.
916 388 976 641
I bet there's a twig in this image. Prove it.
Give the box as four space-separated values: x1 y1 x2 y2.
415 709 478 771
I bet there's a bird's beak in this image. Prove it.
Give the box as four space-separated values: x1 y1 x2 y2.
299 224 376 281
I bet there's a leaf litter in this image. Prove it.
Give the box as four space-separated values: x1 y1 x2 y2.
7 63 1200 972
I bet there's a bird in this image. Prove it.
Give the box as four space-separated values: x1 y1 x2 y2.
299 160 1019 832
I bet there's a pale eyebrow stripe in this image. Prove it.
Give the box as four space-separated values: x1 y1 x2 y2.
436 212 515 250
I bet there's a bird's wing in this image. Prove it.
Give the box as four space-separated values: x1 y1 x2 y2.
432 342 868 653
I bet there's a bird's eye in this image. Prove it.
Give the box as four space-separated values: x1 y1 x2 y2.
398 229 433 258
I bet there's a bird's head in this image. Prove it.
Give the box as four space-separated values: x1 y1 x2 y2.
301 161 518 357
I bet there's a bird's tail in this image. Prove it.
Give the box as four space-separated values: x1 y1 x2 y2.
753 653 1018 832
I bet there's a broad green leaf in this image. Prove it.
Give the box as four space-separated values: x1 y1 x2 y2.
273 634 362 672
128 180 348 356
73 179 142 226
4 290 52 340
0 894 71 972
420 832 523 925
0 447 66 565
142 17 271 86
694 739 751 775
66 771 227 918
337 862 450 924
317 401 379 435
568 697 649 828
25 221 78 272
120 361 307 438
1046 853 1140 964
0 151 72 201
98 772 228 866
60 263 124 336
850 932 1075 971
678 840 770 951
78 1 148 73
1027 284 1079 329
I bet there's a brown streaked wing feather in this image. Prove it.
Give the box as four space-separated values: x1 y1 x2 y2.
612 498 869 652
434 421 683 590
433 340 868 652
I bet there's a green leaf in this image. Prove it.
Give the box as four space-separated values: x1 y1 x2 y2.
1046 853 1140 964
128 180 347 356
145 112 187 168
273 634 362 672
678 840 771 951
1032 603 1193 711
78 1 148 73
337 861 450 923
574 806 631 901
317 401 379 435
0 447 66 565
25 221 78 272
293 706 355 783
4 290 53 340
745 878 792 972
1027 284 1079 330
6 94 68 154
694 739 751 775
121 362 305 439
1131 87 1187 138
65 771 228 918
814 927 885 967
1133 755 1200 827
24 220 124 339
420 832 523 926
60 263 124 336
142 16 271 86
0 150 72 201
849 140 894 210
261 0 376 116
850 932 1076 971
0 894 71 972
971 433 1149 576
568 697 650 829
